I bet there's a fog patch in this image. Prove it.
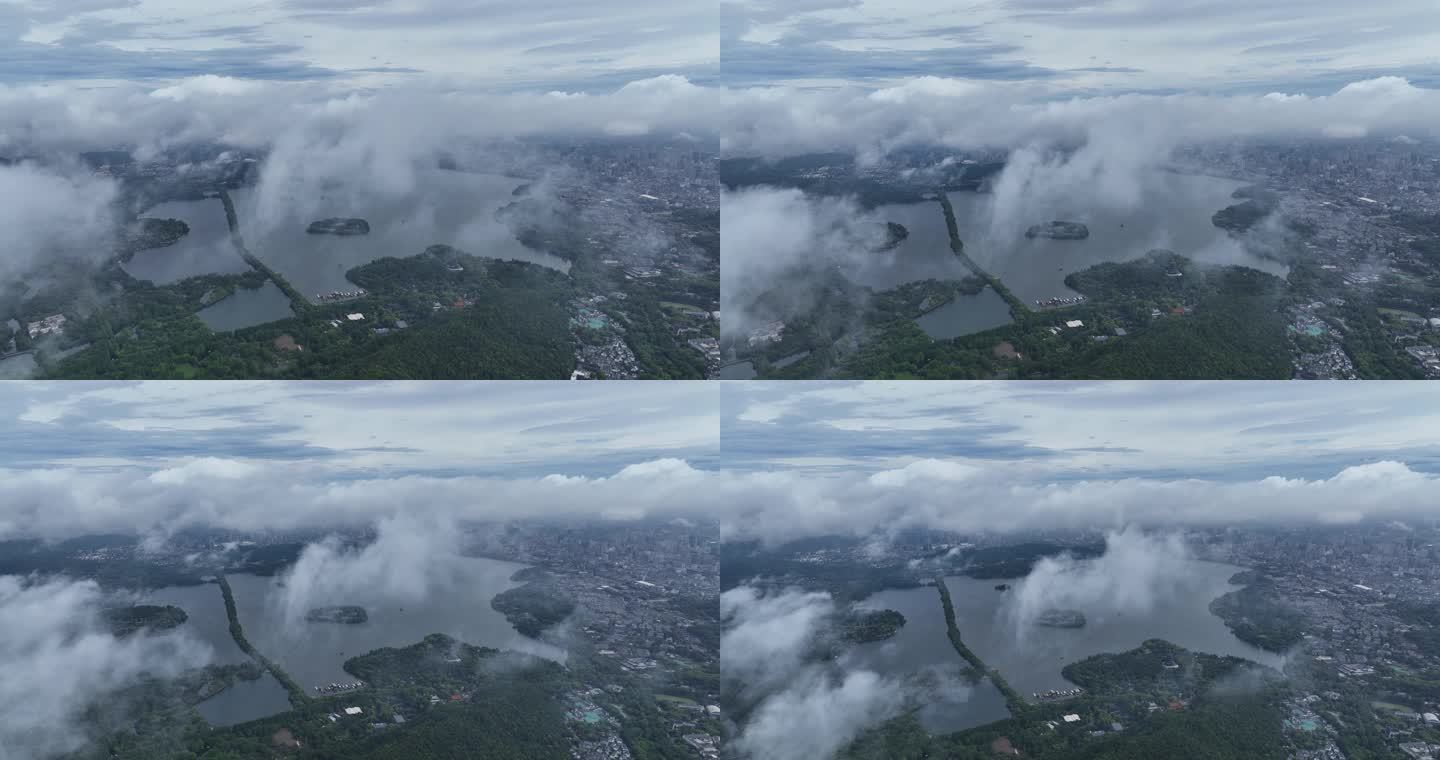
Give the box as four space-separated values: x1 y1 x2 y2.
0 575 212 760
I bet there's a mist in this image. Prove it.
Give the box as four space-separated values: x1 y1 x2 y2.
719 188 890 340
0 161 119 282
0 575 212 760
1005 529 1195 634
721 585 907 760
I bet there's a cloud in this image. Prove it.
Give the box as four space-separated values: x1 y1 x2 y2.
733 668 906 760
1006 528 1193 631
722 585 906 760
273 511 462 627
0 161 119 281
0 574 212 760
719 76 1440 159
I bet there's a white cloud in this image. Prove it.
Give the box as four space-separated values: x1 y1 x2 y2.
0 575 212 760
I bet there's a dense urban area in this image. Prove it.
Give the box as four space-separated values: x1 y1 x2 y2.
724 523 1440 759
721 138 1440 380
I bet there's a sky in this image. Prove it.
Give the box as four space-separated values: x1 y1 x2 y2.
722 0 1440 93
718 381 1440 542
0 380 720 540
0 0 718 90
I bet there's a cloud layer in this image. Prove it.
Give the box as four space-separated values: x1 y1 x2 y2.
0 575 212 760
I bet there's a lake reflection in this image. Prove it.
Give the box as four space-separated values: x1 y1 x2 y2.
227 556 565 692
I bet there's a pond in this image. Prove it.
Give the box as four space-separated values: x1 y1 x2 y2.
197 282 295 332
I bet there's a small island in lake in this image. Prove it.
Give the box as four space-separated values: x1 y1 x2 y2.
306 218 371 236
1034 608 1087 628
306 605 368 624
120 218 190 260
872 221 910 252
104 604 188 636
1025 220 1090 240
841 609 907 642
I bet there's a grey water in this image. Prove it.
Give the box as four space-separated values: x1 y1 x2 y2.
772 350 811 369
849 583 1012 734
195 673 293 727
232 170 571 301
226 556 565 692
123 198 250 284
947 173 1289 305
140 583 249 664
915 287 1014 340
197 281 294 332
856 560 1284 733
843 201 969 292
140 583 293 725
720 361 757 379
0 353 37 379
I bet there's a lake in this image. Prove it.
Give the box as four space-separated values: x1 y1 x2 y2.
140 582 292 725
195 673 294 727
856 560 1284 733
948 173 1289 304
0 353 37 379
123 198 251 284
226 555 565 692
849 582 1013 734
232 170 571 301
197 282 295 332
844 201 970 292
719 362 757 380
915 287 1014 340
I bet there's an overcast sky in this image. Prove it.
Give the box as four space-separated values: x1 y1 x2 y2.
0 0 717 90
2 380 718 475
722 0 1440 93
718 381 1440 542
0 381 720 540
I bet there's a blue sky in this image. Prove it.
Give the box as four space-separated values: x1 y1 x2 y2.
721 0 1440 94
0 0 717 90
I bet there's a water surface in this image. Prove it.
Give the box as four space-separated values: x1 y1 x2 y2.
948 173 1288 304
197 282 294 332
123 198 250 283
842 202 968 291
915 287 1013 340
227 556 565 691
233 171 570 301
849 583 1012 734
856 560 1285 732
